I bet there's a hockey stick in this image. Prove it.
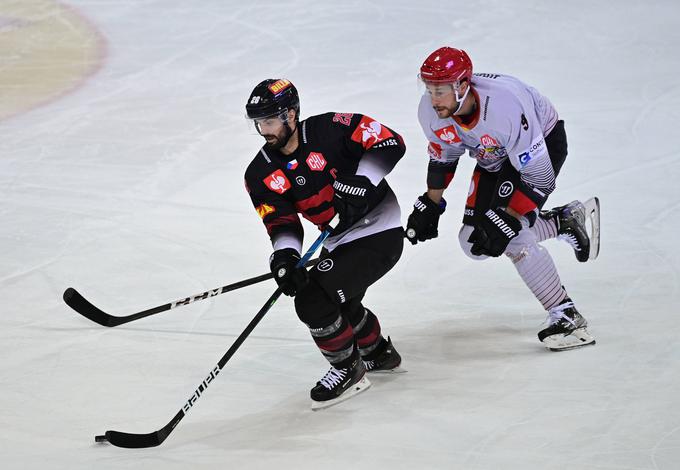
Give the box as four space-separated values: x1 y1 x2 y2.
94 227 332 448
64 258 320 327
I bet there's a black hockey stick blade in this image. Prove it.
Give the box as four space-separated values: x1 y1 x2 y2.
95 428 167 448
63 287 130 327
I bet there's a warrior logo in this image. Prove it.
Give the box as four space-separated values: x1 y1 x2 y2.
263 169 291 194
317 259 334 272
306 152 327 171
498 181 514 198
434 125 461 144
351 116 394 149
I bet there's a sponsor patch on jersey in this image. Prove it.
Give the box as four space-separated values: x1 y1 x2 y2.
434 125 461 144
480 134 499 147
287 159 298 170
306 152 327 171
428 141 443 160
263 169 291 194
518 152 532 167
350 115 394 150
255 203 275 219
267 79 291 95
332 113 353 126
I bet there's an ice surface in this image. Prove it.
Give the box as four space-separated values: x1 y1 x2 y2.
1 1 679 469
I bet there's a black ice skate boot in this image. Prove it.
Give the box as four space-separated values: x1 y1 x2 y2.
541 200 591 262
538 297 596 351
310 357 371 410
363 337 404 373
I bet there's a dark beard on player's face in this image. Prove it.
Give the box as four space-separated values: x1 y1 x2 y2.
263 124 294 150
263 134 284 149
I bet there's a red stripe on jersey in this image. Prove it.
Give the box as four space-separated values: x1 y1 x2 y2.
264 214 300 234
302 207 335 227
294 184 334 212
444 172 455 188
466 170 481 207
508 189 538 215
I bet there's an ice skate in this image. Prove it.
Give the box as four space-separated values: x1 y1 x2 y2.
543 198 600 262
310 358 371 410
538 298 596 351
363 337 406 373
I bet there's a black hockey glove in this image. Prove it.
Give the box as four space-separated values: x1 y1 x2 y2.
269 248 309 297
405 193 446 245
468 208 522 257
332 174 376 233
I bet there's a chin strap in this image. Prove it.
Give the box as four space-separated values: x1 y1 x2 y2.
453 83 471 115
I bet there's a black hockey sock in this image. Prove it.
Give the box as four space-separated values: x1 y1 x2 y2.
309 315 358 369
350 308 385 360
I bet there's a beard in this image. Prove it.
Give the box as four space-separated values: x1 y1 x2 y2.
263 124 294 150
433 106 455 119
263 134 286 150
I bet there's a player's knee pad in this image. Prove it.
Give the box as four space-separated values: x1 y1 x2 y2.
294 279 339 328
458 224 489 261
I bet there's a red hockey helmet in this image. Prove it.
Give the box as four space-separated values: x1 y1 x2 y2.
419 47 473 84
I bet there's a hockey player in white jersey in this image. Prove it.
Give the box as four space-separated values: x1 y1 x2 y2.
406 47 601 351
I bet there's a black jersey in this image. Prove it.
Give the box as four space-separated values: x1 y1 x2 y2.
244 112 406 252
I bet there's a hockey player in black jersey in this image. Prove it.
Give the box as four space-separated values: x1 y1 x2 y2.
244 78 405 409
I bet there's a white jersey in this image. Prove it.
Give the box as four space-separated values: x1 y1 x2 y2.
418 73 559 196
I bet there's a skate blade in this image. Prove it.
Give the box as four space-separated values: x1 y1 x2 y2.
310 377 371 411
368 365 408 374
583 197 601 261
542 327 596 351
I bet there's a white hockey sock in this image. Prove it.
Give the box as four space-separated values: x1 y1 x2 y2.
506 225 566 310
531 216 558 242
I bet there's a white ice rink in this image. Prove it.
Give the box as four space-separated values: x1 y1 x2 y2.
2 1 680 468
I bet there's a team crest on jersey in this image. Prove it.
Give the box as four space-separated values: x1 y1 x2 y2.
434 125 461 144
480 134 499 147
268 79 291 94
351 116 394 150
263 169 291 194
255 203 275 219
306 152 327 171
428 141 443 160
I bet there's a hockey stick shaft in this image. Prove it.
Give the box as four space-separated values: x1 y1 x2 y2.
95 228 332 448
64 258 319 327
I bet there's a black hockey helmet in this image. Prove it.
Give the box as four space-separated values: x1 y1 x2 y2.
245 78 300 121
